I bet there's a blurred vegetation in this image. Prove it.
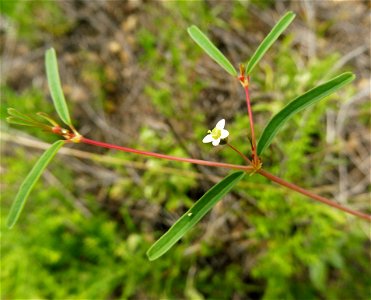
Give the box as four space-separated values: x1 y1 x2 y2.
1 1 370 299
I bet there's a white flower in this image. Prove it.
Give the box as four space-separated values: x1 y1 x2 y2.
202 119 229 146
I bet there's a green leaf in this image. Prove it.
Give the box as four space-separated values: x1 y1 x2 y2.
6 117 37 127
7 140 65 229
187 25 237 77
257 72 355 156
246 11 295 75
147 171 245 261
7 108 48 128
36 112 59 127
8 108 37 123
45 48 72 126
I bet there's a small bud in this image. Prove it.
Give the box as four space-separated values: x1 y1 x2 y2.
52 126 62 134
238 64 248 87
239 64 245 77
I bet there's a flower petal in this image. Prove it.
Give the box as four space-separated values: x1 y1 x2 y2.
202 134 213 143
215 119 225 130
212 138 221 146
220 129 229 139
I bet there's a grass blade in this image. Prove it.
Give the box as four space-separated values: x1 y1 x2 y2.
7 140 65 228
257 72 355 156
45 48 72 126
147 171 245 261
246 11 295 75
187 25 237 77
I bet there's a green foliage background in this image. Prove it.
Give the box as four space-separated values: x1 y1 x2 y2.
1 1 370 299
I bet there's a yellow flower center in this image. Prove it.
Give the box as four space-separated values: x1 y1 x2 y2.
211 128 221 139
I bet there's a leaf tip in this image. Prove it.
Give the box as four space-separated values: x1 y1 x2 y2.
7 107 15 114
6 218 16 229
187 25 197 33
347 72 356 80
282 11 296 22
146 248 157 261
46 47 56 56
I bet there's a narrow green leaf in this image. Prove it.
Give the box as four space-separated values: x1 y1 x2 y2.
187 25 237 77
7 108 51 129
257 72 355 156
6 117 38 127
8 108 37 123
147 171 245 261
7 140 65 228
36 112 59 127
246 11 295 75
45 48 72 126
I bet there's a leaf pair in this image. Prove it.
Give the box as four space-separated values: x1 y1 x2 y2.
7 48 73 228
187 13 355 156
7 108 50 129
7 108 60 130
188 11 296 77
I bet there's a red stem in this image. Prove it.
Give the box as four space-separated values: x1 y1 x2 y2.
258 168 371 221
80 137 370 221
244 85 258 164
81 137 253 172
227 143 251 164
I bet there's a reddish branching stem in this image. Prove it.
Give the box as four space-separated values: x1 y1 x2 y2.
80 137 370 221
258 169 371 221
81 137 254 172
244 85 259 164
239 72 259 168
235 70 370 221
227 143 251 164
